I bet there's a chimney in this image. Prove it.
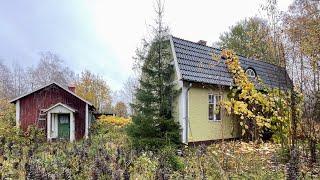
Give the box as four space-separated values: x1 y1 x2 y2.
68 84 76 93
197 40 207 46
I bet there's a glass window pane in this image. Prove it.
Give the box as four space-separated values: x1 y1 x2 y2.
215 108 221 120
246 69 256 78
214 95 221 121
59 115 69 124
209 104 214 120
209 94 213 103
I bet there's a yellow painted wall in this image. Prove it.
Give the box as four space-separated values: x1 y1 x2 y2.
188 86 240 142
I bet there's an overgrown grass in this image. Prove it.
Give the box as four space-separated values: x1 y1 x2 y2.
0 112 319 179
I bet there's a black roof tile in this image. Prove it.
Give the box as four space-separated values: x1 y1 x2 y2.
171 36 292 90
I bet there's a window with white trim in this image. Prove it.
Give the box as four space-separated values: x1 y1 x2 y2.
209 94 222 121
246 68 256 78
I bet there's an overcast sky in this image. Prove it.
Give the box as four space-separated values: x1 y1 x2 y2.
0 0 292 90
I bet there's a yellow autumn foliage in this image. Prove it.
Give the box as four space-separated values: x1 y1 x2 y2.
220 49 295 141
98 115 131 127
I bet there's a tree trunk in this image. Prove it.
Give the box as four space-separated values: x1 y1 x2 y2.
309 138 317 163
287 91 299 180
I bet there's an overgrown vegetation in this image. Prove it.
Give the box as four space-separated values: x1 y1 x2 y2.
221 49 300 146
98 115 131 127
2 108 317 179
216 0 320 177
0 0 319 179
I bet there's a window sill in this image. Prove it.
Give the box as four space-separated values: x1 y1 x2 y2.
209 120 222 122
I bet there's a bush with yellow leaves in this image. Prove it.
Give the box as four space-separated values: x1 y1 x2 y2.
98 115 131 127
220 49 302 145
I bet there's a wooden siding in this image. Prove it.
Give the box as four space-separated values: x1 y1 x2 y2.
188 86 240 142
19 84 86 140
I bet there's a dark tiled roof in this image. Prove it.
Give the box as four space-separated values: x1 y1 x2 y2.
171 36 292 90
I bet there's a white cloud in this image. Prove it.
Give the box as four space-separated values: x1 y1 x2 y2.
86 0 154 84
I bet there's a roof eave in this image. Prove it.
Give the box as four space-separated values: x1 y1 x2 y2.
169 35 183 81
44 102 77 113
9 82 93 106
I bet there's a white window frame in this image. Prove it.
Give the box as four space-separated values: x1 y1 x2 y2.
209 94 222 121
246 68 256 78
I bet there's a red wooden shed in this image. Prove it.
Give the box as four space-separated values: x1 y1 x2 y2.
10 82 95 142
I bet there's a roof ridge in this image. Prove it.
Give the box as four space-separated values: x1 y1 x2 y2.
170 35 292 89
9 82 94 106
171 35 286 69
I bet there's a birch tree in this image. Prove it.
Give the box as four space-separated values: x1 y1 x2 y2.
75 70 112 112
27 51 76 90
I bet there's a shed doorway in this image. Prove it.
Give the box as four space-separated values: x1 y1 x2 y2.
58 114 70 140
45 103 76 142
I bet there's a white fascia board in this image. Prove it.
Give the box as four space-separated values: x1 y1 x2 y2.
169 35 187 143
44 102 76 113
169 35 183 81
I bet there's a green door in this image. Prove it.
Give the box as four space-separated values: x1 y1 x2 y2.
58 114 70 140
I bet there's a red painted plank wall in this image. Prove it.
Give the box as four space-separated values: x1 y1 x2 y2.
19 84 86 140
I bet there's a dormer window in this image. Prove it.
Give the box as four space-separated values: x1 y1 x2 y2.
246 68 256 78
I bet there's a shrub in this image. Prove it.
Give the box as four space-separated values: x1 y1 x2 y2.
25 125 46 145
98 115 131 127
130 153 158 179
159 146 184 171
0 100 16 136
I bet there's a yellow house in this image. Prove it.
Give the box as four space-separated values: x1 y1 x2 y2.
169 36 292 144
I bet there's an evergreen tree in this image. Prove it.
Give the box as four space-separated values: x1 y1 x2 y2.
126 0 180 150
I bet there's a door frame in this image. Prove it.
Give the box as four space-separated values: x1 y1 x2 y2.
45 103 76 142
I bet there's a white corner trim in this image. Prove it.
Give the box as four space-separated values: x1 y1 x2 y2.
187 85 190 143
85 103 89 139
15 100 20 127
70 112 75 142
169 36 183 81
181 82 188 144
47 112 51 141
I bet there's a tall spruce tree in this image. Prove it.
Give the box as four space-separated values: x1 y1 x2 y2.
126 0 180 150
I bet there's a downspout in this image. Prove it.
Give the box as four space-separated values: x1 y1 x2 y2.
185 82 192 144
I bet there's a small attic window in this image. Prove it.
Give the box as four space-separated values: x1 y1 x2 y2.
246 68 256 78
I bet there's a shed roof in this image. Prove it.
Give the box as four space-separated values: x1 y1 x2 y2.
9 82 94 106
170 36 292 90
